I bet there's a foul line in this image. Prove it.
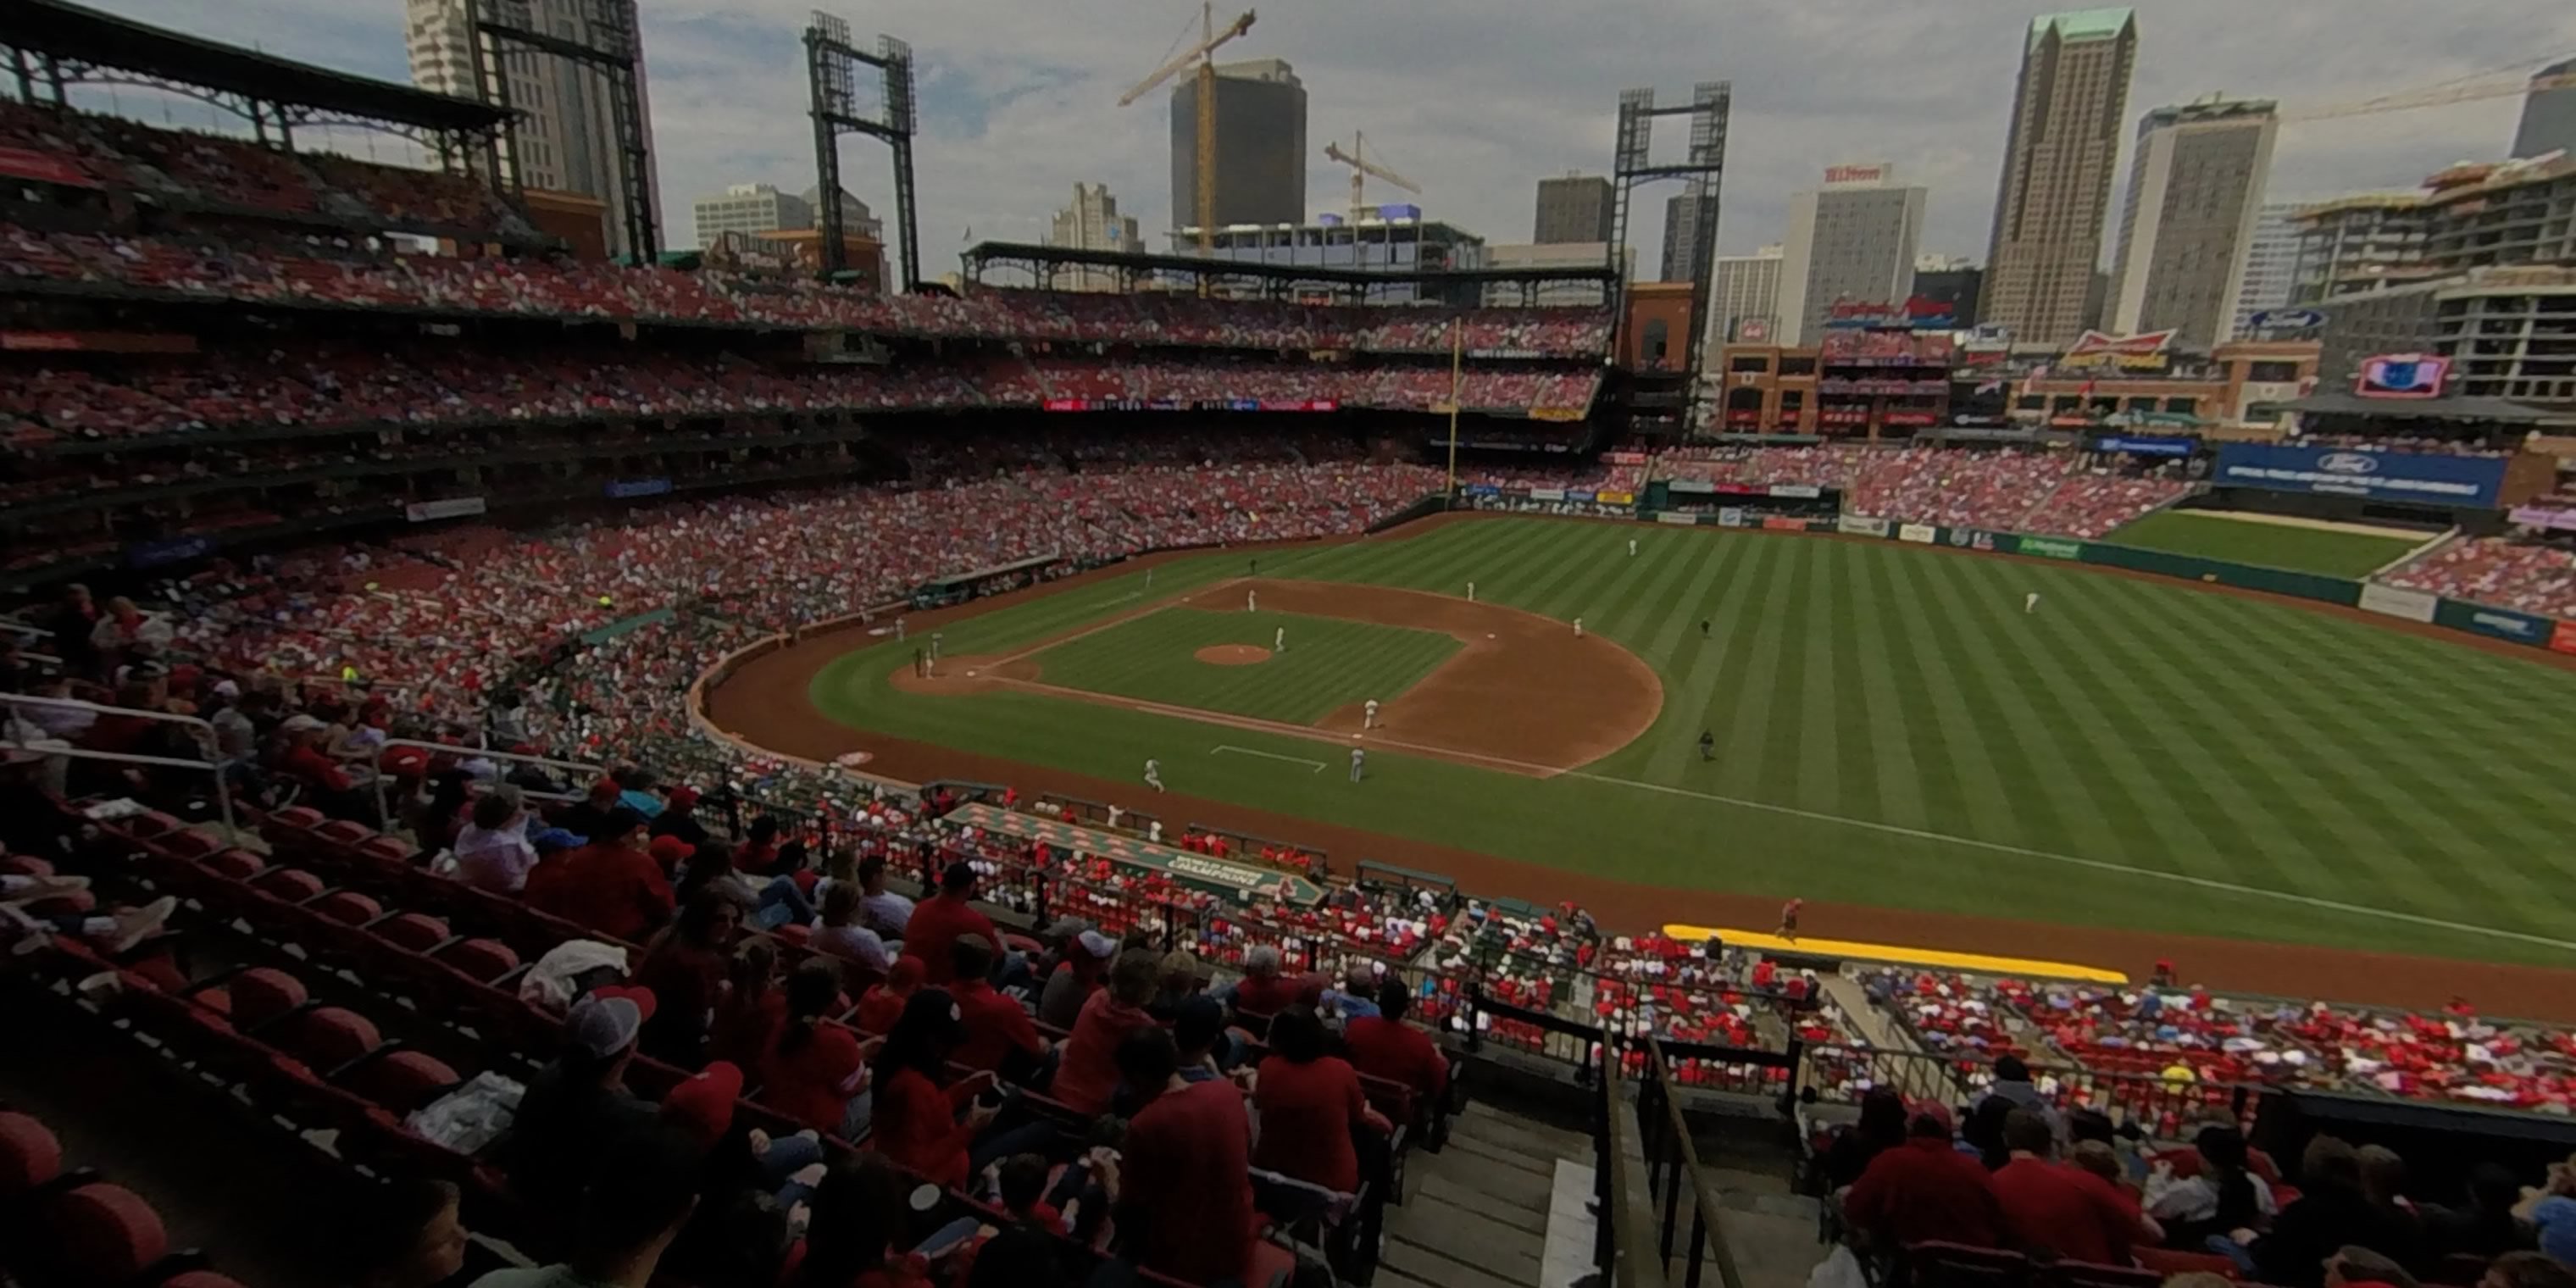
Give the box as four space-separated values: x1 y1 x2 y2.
1211 744 1326 773
1554 769 2576 957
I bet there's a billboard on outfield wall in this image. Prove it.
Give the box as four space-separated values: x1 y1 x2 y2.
2017 536 2084 559
1657 511 1699 525
2433 598 2552 646
1898 523 1937 544
1530 487 1565 502
1597 491 1636 505
1769 484 1823 499
1838 515 1890 537
1944 527 2000 551
2212 443 2507 508
1762 516 1807 532
1462 484 1502 497
2554 621 2576 656
1718 508 1747 527
2357 584 2439 623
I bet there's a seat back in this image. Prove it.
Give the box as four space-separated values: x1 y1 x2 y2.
49 1183 170 1284
0 1111 64 1196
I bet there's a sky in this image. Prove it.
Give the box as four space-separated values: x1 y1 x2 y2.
59 0 2576 275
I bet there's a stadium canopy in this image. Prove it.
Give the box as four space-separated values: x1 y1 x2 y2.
2283 391 2576 426
0 0 508 134
960 241 1617 308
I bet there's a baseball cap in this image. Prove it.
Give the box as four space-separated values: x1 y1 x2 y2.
280 713 326 734
658 1060 742 1146
566 985 658 1058
589 776 621 798
648 835 697 869
1906 1097 1955 1134
1075 930 1117 960
531 827 586 852
664 786 700 808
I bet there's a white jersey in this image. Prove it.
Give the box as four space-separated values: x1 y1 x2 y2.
1628 539 1638 556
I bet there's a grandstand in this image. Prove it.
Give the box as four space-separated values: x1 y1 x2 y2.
9 10 2576 1288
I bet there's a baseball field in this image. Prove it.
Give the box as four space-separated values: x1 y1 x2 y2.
702 513 2576 997
2103 509 2430 577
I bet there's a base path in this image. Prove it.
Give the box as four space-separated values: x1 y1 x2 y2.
701 515 2576 1019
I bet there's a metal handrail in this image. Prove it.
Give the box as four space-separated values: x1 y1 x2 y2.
1601 1037 1669 1288
369 739 604 836
2 693 234 833
1642 1040 1748 1288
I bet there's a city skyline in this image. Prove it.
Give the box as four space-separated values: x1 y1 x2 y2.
53 0 2576 275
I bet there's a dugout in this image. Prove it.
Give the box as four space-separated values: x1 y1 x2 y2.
2247 1086 2576 1208
908 553 1071 609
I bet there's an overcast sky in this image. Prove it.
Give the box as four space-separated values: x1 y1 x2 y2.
63 0 2576 274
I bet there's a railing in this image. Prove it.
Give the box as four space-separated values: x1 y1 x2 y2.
1599 1031 1671 1288
1466 985 1610 1079
368 740 603 836
2 694 236 833
1797 1041 2259 1138
1635 1041 1751 1288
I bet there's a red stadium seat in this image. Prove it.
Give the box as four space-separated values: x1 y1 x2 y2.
0 1111 64 1196
47 1183 170 1285
346 1050 462 1112
373 913 452 952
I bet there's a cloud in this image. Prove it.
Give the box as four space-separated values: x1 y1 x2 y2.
59 0 2576 274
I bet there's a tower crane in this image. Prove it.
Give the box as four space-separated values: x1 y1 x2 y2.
1118 3 1257 253
2281 57 2576 124
1324 130 1421 223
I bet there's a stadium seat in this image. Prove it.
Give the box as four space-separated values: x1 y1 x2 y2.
46 1183 171 1285
0 1111 64 1196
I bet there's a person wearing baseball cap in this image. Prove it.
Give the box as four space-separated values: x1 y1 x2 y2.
502 985 660 1215
1037 928 1118 1030
906 861 998 986
542 808 675 942
1844 1094 2005 1251
657 1060 744 1149
648 786 707 849
560 775 625 846
277 712 358 799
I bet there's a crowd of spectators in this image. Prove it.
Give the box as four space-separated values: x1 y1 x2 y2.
2384 536 2576 620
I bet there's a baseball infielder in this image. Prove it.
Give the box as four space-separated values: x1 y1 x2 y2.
1349 747 1366 782
2024 591 2041 614
1144 758 1164 792
1363 699 1380 730
1465 580 1476 602
1628 538 1638 557
1274 626 1285 652
1246 590 1257 613
1574 617 1585 638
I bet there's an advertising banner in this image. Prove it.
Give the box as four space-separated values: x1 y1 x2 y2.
1596 491 1636 505
2508 505 2576 533
2357 584 2439 623
2212 443 2506 508
1943 527 1998 551
1564 491 1598 505
2436 598 2551 647
1462 484 1502 497
1718 508 1747 527
2554 621 2576 657
1668 479 1716 496
405 497 488 523
605 477 673 499
2017 536 2085 559
1606 451 1649 466
1657 511 1700 526
2092 434 2199 458
0 146 100 189
1837 515 1890 537
1768 484 1823 499
125 534 214 569
1528 407 1586 422
1898 523 1937 545
1762 515 1807 532
1529 487 1566 502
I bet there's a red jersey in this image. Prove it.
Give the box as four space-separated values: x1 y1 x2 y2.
1252 1055 1368 1193
1052 990 1156 1115
1343 1016 1448 1108
852 983 910 1035
759 1022 866 1136
948 978 1041 1073
1846 1138 2007 1250
1992 1156 2140 1265
904 893 999 985
547 841 675 942
869 1065 977 1187
1122 1080 1257 1285
1230 972 1303 1017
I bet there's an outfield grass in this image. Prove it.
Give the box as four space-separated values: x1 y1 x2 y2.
2106 510 2429 577
1025 607 1459 724
807 519 2576 966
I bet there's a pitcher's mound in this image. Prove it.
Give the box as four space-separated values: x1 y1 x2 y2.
1194 644 1272 666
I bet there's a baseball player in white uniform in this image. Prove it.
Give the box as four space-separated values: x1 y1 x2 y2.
1144 758 1164 792
1628 538 1638 557
1349 747 1365 782
1246 590 1257 613
1363 699 1380 730
1574 617 1585 638
1274 626 1285 652
1465 580 1475 602
2025 591 2041 614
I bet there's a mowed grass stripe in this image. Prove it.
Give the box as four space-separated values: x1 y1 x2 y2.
2106 511 2427 577
1840 546 1932 830
1029 608 1458 724
1632 536 1765 782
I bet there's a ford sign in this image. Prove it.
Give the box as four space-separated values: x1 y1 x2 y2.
2247 308 2327 331
2316 452 2379 475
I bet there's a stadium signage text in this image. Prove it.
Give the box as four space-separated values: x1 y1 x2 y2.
2017 536 2083 559
405 497 489 523
1768 484 1824 499
2091 434 2199 458
1897 523 1937 544
2354 353 2450 400
2509 505 2576 533
2058 329 2177 371
2246 308 2329 332
2554 622 2576 657
2211 443 2504 508
1836 515 1890 538
605 477 674 498
125 534 214 569
2357 584 2439 624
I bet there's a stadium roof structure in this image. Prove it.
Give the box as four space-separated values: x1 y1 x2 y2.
2284 391 2576 426
959 241 1618 307
0 0 508 135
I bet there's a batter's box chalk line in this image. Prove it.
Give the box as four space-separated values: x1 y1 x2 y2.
1210 744 1327 773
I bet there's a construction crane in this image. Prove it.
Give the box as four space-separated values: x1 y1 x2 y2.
2282 57 2576 124
1324 130 1421 224
1118 3 1257 253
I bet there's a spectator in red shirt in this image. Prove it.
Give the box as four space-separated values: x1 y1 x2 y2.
853 954 924 1035
946 934 1046 1080
276 713 357 794
906 862 999 986
1052 950 1161 1115
759 961 872 1140
866 987 994 1188
545 808 675 942
1225 945 1302 1019
516 827 588 921
1343 979 1448 1115
1252 1008 1389 1195
1992 1110 2150 1265
1115 1026 1258 1286
631 888 741 1064
1846 1100 2007 1251
708 940 785 1069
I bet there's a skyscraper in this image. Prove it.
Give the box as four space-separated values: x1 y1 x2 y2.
1774 163 1929 344
1707 245 1784 344
2511 58 2576 161
1661 189 1719 286
2105 98 2277 348
2230 201 2303 336
1982 8 2138 346
1169 58 1306 233
404 0 663 258
690 183 876 246
1046 183 1146 291
1534 174 1614 244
